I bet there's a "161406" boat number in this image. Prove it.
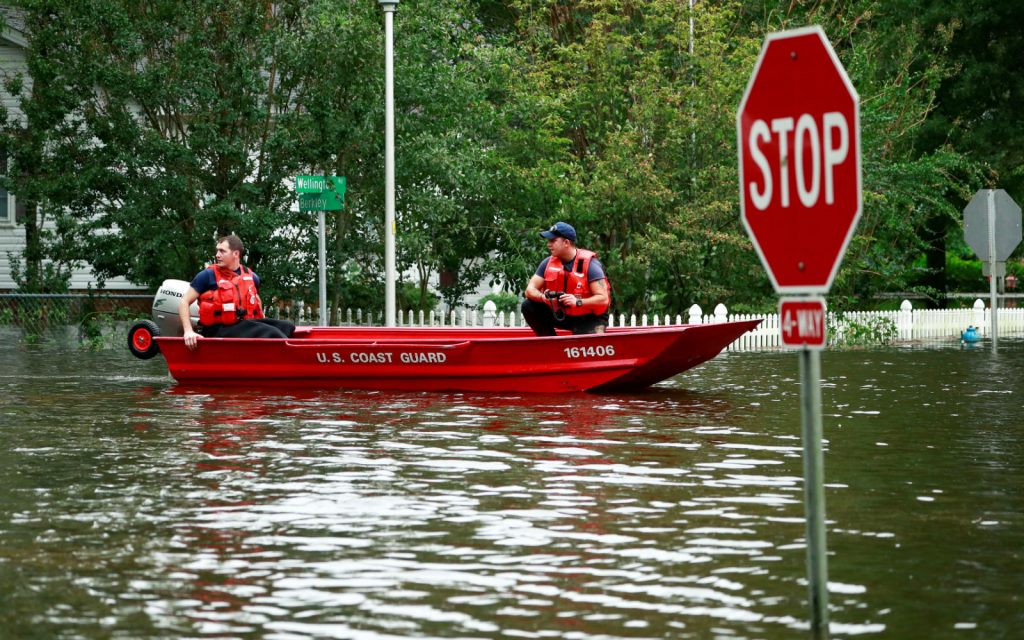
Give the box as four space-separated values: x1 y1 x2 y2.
563 345 615 359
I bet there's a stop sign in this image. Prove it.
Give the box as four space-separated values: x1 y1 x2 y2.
737 26 861 294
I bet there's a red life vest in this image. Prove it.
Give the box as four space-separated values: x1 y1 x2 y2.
543 248 610 316
198 265 264 326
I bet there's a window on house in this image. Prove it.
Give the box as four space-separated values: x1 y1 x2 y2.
0 149 14 225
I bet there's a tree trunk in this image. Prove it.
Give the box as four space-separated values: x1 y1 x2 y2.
922 211 948 309
22 201 42 292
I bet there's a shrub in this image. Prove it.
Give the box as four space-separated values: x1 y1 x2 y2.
829 313 898 348
478 291 520 314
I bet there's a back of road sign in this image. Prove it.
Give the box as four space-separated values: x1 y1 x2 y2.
963 189 1021 263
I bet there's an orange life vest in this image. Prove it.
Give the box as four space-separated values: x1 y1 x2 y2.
543 248 610 316
198 265 264 326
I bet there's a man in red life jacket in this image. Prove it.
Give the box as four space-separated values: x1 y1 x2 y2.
179 234 295 350
522 221 611 336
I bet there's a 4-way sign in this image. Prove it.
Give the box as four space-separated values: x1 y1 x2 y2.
737 26 861 294
780 297 827 349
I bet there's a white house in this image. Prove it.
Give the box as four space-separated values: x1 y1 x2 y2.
0 8 142 292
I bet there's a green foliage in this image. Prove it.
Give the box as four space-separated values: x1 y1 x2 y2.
478 291 519 313
0 296 72 344
8 254 71 294
487 0 769 314
829 313 898 348
397 281 440 314
1 0 508 313
945 254 985 292
78 307 139 351
1 0 1011 316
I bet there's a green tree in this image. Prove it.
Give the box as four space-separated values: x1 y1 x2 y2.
0 7 80 293
0 0 512 314
486 1 768 313
2 0 310 300
1 0 1001 317
736 1 982 306
883 0 1024 299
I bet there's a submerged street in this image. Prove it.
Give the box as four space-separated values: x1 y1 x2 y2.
1 333 1021 639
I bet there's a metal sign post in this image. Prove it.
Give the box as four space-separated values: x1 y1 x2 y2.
738 26 862 639
799 346 828 630
296 176 346 327
963 189 1021 352
318 210 327 326
380 0 399 327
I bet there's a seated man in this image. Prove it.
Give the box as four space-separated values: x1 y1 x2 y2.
521 221 611 336
179 234 295 350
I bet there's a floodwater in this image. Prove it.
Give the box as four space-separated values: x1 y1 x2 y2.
1 330 1022 639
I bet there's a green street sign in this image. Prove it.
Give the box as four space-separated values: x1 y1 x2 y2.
298 191 344 212
295 175 346 194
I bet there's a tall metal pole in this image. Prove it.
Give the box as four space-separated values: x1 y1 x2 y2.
800 347 830 639
689 0 694 56
689 0 696 162
318 209 327 326
986 189 998 351
380 0 398 327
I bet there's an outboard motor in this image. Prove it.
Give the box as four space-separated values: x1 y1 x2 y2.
151 279 199 337
128 279 199 360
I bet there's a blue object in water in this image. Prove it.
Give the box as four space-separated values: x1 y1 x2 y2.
961 325 981 344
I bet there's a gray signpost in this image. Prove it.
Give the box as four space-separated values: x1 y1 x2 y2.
296 176 346 326
963 189 1022 351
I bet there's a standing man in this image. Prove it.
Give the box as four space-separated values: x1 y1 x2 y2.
522 221 611 336
179 234 295 350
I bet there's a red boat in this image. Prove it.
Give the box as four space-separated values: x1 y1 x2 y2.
134 321 760 393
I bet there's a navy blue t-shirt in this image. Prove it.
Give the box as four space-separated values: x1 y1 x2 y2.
535 255 606 282
190 267 261 295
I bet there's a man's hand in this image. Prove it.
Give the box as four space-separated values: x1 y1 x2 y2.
525 274 547 303
180 286 201 350
182 327 201 351
558 293 578 308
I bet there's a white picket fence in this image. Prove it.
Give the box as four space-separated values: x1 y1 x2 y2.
275 299 1024 352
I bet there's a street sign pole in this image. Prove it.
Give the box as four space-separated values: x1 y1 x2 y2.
963 188 1022 351
318 210 327 327
986 190 999 351
296 176 346 328
799 346 829 638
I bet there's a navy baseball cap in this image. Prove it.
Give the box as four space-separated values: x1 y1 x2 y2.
540 221 577 243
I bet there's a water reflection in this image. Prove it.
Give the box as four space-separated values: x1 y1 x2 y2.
118 384 817 638
1 340 1022 638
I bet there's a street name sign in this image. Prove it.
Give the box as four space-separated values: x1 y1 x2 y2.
294 175 347 327
298 192 345 212
296 175 346 212
779 297 827 349
737 26 861 294
296 175 346 194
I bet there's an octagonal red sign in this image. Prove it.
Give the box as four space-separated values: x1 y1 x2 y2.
737 26 861 293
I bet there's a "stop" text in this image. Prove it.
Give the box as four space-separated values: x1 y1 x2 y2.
747 112 850 210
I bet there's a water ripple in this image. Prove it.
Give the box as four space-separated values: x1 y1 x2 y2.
2 343 1023 637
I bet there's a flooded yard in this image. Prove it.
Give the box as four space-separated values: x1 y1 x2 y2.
1 331 1021 638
